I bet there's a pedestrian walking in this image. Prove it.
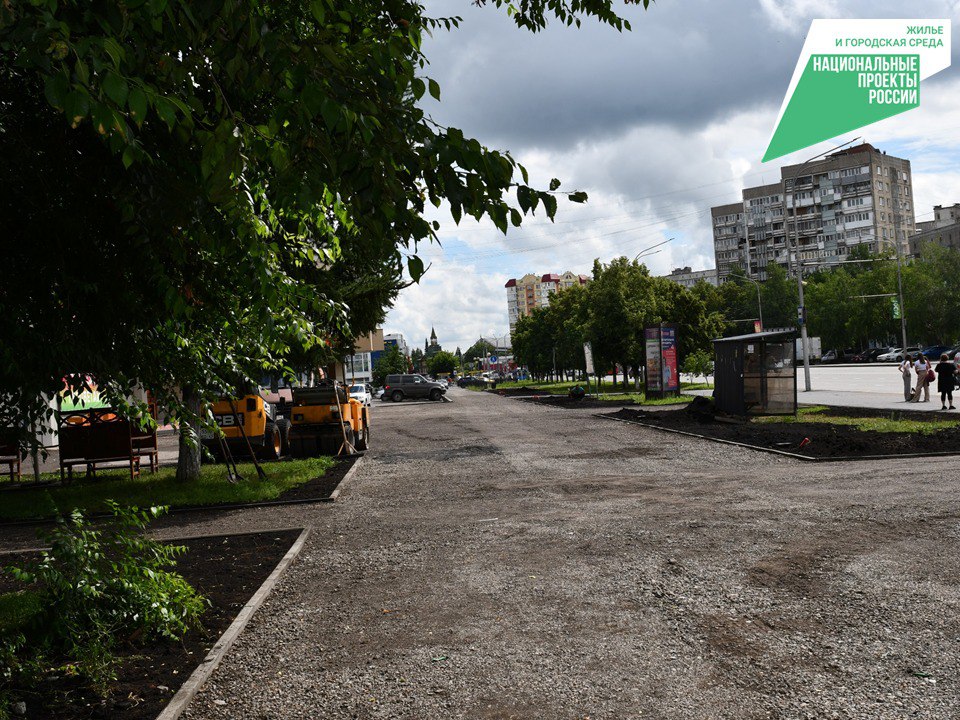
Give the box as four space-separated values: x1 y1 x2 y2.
898 353 914 401
936 353 956 410
911 354 932 403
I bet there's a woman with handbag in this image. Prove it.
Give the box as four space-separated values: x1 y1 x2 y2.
911 354 932 403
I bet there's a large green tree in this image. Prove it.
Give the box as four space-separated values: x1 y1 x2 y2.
0 0 646 473
426 350 457 376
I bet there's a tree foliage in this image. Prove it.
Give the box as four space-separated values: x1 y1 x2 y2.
373 344 408 386
0 0 641 454
463 340 496 365
511 256 719 386
426 350 457 376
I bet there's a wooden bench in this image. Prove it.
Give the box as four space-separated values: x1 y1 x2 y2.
0 440 20 483
59 410 158 482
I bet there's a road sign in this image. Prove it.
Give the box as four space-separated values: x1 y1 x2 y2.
488 355 498 364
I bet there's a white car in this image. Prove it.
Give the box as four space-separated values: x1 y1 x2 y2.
878 347 920 362
348 384 372 406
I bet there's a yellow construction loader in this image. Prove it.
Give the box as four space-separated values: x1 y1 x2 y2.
201 392 290 461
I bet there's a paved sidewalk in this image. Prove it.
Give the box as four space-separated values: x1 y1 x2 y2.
686 365 956 413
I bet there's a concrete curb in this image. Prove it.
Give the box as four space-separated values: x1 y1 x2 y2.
327 452 363 501
155 526 313 720
595 414 960 463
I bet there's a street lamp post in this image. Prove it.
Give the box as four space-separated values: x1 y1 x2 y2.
784 138 860 392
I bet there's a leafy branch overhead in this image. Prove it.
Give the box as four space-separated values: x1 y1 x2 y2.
0 0 637 442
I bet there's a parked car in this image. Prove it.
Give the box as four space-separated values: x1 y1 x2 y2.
458 376 490 388
852 347 894 363
820 348 857 364
922 345 953 360
348 384 372 407
877 346 921 362
381 374 447 402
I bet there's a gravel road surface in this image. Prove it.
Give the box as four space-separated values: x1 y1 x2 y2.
163 389 960 718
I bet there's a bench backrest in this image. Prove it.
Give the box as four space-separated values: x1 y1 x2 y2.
59 411 133 461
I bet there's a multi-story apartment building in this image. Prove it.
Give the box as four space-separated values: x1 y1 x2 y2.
909 203 960 255
711 203 745 282
506 271 589 332
663 266 718 289
712 143 916 281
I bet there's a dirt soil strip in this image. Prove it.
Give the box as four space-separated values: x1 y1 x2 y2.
156 527 312 720
596 413 960 463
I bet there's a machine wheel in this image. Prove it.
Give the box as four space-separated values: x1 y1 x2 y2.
275 418 292 457
261 423 282 461
429 388 442 401
355 423 370 451
391 390 403 402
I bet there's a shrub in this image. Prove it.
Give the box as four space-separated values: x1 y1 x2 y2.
4 503 207 693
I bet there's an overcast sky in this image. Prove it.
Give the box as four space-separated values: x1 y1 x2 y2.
384 0 960 355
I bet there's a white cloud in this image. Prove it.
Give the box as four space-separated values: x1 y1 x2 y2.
385 257 510 356
757 0 841 33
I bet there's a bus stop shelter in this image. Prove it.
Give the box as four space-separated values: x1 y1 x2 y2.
712 329 798 416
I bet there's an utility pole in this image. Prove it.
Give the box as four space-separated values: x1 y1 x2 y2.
895 238 908 351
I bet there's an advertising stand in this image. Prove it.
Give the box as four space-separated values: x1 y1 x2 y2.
644 324 679 400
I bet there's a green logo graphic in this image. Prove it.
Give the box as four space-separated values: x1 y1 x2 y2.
764 55 919 161
763 20 951 163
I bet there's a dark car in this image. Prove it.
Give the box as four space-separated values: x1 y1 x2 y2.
457 376 490 388
381 374 447 402
852 347 893 363
921 345 952 360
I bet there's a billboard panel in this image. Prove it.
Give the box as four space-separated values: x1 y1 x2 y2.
645 327 662 393
661 326 679 393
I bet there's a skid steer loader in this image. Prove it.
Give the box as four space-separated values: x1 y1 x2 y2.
288 381 369 457
200 392 291 462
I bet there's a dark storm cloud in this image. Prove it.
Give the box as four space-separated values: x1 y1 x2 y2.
421 1 795 150
421 0 960 153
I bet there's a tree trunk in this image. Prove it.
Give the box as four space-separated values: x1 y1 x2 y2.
176 386 201 482
622 360 629 391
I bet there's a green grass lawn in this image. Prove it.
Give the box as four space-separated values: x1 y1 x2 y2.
754 406 960 435
0 457 336 522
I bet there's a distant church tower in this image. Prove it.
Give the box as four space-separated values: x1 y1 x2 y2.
425 327 442 359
